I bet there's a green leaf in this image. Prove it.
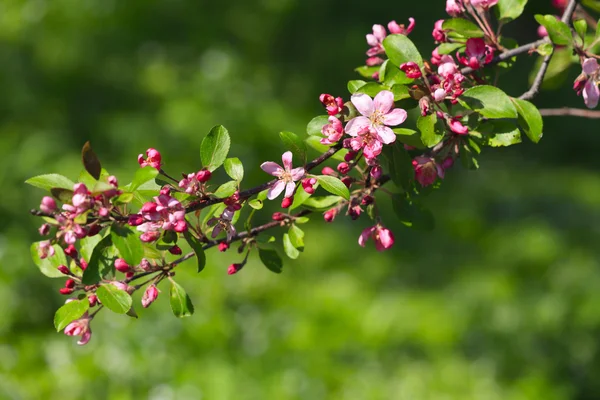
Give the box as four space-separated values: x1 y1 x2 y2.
80 235 103 262
392 195 435 231
315 175 349 200
248 199 263 210
295 217 310 224
301 195 342 211
258 249 283 273
348 80 367 94
54 299 89 332
30 242 68 278
110 224 144 266
200 125 231 172
496 0 527 22
283 233 300 260
170 280 194 317
382 143 413 191
574 19 587 41
480 121 522 147
596 18 600 39
417 114 445 148
307 115 330 136
393 128 425 149
458 85 517 119
183 230 206 273
112 192 135 205
25 174 75 191
280 131 308 164
354 65 380 78
437 42 465 55
214 180 238 198
356 82 389 98
96 284 133 314
382 34 423 68
381 60 414 86
511 98 543 143
290 183 317 211
537 43 554 56
288 225 305 250
51 188 73 203
224 157 244 182
442 18 485 38
130 166 159 192
81 141 102 180
534 14 573 46
82 235 118 284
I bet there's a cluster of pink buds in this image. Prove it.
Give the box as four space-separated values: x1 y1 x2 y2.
133 189 187 242
430 54 465 105
319 94 344 116
457 38 494 70
178 169 212 194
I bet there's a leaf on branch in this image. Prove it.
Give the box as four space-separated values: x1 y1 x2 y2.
169 280 195 318
382 34 423 68
25 174 75 191
81 141 102 180
496 0 528 22
534 14 573 46
283 233 300 260
54 299 89 332
129 166 159 192
110 224 144 266
347 80 367 94
417 113 445 148
315 175 350 200
82 235 118 285
200 125 231 172
224 157 244 182
442 18 485 38
258 248 283 273
183 230 206 273
30 242 68 278
458 85 518 119
96 284 133 314
511 98 543 143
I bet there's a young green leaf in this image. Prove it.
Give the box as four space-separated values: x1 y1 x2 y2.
280 131 308 164
355 65 380 79
315 175 350 200
348 80 367 94
30 242 68 278
170 280 195 317
307 115 330 136
81 141 102 180
283 233 300 260
442 18 485 38
496 0 528 22
129 166 159 192
381 61 413 86
458 85 518 119
288 225 305 249
356 83 390 98
96 284 133 314
534 14 573 46
480 120 522 147
258 249 283 273
536 43 554 56
393 128 425 149
54 299 89 332
25 174 75 191
417 114 445 148
82 235 118 284
183 230 206 273
301 196 342 211
574 19 587 42
382 142 414 192
50 188 74 203
214 180 238 198
80 235 103 262
200 125 231 172
110 224 144 266
382 34 423 68
290 183 317 211
248 199 263 210
437 42 465 55
511 98 543 143
224 157 244 182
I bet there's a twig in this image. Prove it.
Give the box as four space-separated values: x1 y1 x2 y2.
539 108 600 118
519 0 578 101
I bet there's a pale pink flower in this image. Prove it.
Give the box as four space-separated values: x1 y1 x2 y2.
137 148 162 169
179 170 210 194
387 18 415 35
40 196 57 214
321 116 344 145
64 315 92 345
319 94 344 116
62 183 91 216
449 118 469 134
433 88 447 102
261 151 305 200
345 91 407 146
581 58 600 109
432 19 447 43
446 0 464 16
349 128 384 160
366 24 387 57
358 225 395 251
38 240 55 259
438 55 458 77
412 156 444 187
137 194 187 241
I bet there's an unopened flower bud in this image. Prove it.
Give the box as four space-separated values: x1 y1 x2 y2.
40 196 57 214
321 167 335 176
114 258 131 273
140 259 151 271
361 195 374 206
57 265 70 275
344 151 358 162
349 205 362 220
341 176 353 188
301 178 317 194
272 212 285 221
324 209 337 223
39 223 51 236
59 287 74 295
88 294 98 307
442 156 454 170
112 281 134 294
168 245 182 255
142 285 159 308
87 224 102 237
281 197 293 209
128 214 144 226
126 272 134 279
337 162 350 175
108 175 118 187
79 258 88 270
65 279 75 289
98 207 109 217
370 166 382 180
159 186 171 196
227 263 244 275
196 169 212 183
64 244 78 258
218 242 229 252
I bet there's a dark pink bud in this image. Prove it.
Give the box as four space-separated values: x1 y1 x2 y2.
114 258 131 273
227 263 244 275
337 162 350 175
324 209 337 223
128 214 144 226
370 166 382 180
142 285 159 308
59 287 74 295
319 94 344 116
64 245 78 258
281 197 293 209
272 212 285 221
361 195 374 206
344 151 358 162
138 148 162 169
57 265 70 275
341 176 353 188
349 205 362 220
126 272 134 279
79 258 88 270
173 220 187 233
141 202 157 214
196 169 212 183
400 62 423 79
65 279 75 289
168 245 182 255
40 196 57 214
218 242 229 252
140 259 151 271
449 118 469 135
442 157 454 170
301 178 316 194
39 223 51 236
159 186 171 196
88 294 98 307
321 167 336 176
87 224 102 237
98 207 109 217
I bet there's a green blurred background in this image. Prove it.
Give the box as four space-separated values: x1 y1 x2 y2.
1 0 600 399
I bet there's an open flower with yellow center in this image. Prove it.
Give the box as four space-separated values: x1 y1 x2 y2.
260 151 305 200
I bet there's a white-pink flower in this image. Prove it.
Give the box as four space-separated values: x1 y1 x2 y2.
582 58 599 109
64 314 92 345
260 151 305 200
366 24 387 57
320 116 344 145
345 91 407 146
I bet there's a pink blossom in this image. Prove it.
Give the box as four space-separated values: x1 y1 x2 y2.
387 18 415 35
320 116 344 145
358 225 395 251
64 315 92 345
137 194 187 241
438 55 458 77
400 62 422 79
207 208 237 242
319 94 344 116
471 0 498 9
446 0 464 16
366 24 387 57
366 57 385 66
260 151 305 200
552 0 567 12
179 170 210 194
40 196 57 214
537 25 548 38
345 91 407 150
449 118 469 134
142 285 159 308
433 88 447 102
62 183 92 216
431 48 443 65
302 178 317 194
38 240 55 259
39 223 50 236
580 58 600 109
371 165 382 180
432 19 447 43
412 156 444 187
348 128 384 160
137 148 162 169
457 38 494 70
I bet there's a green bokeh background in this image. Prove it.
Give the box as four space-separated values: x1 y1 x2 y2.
1 0 600 399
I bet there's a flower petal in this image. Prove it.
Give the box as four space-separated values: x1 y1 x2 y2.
358 227 375 247
267 180 286 200
284 182 296 198
583 80 599 109
351 93 374 116
282 151 293 171
290 167 305 181
373 90 394 114
583 58 599 75
345 116 371 136
261 162 284 177
375 126 397 144
383 108 407 126
211 224 222 238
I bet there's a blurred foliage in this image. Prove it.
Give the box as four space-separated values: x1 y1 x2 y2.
1 0 600 399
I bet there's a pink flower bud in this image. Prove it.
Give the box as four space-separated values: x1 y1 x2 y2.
39 223 51 236
358 225 395 251
227 263 244 275
108 175 118 187
65 279 75 289
361 195 374 206
366 57 385 66
126 271 134 279
324 209 337 223
111 281 133 294
64 245 78 258
168 245 182 255
272 212 285 221
537 25 548 38
88 295 98 307
196 169 212 183
140 259 151 270
412 156 444 187
79 258 88 270
38 240 55 259
87 225 102 237
159 186 171 196
40 196 57 214
433 88 447 102
98 207 109 217
449 118 469 135
301 178 316 194
57 265 70 275
173 220 187 233
319 94 344 116
128 214 144 226
341 176 353 188
142 285 159 308
59 287 74 295
442 156 454 170
138 148 162 169
400 62 422 79
337 162 350 175
64 317 92 345
141 231 161 243
281 197 293 209
114 258 131 273
344 151 358 162
349 205 362 220
141 202 158 214
321 167 336 176
370 166 382 180
218 242 229 252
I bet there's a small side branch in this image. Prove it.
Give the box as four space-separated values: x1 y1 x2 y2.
539 108 600 118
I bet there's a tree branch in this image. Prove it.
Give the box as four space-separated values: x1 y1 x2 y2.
539 107 600 118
